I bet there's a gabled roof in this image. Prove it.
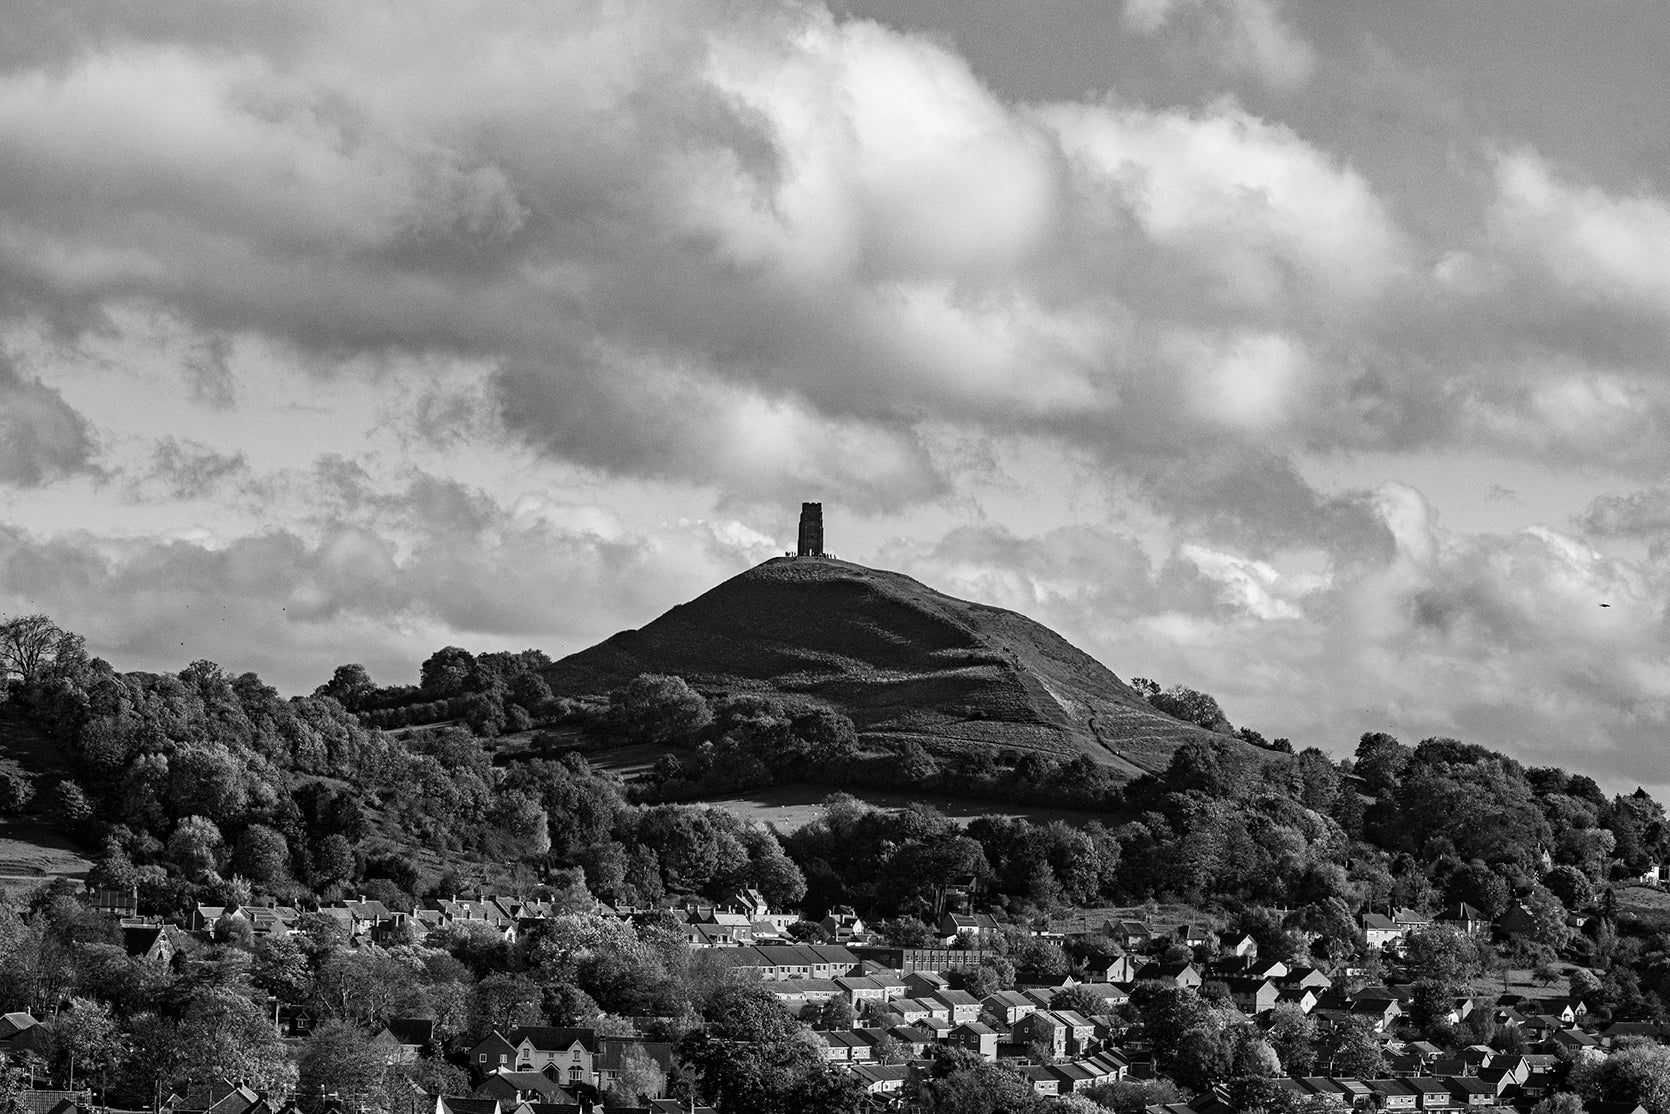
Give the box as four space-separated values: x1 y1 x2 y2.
382 1017 435 1047
505 1026 597 1053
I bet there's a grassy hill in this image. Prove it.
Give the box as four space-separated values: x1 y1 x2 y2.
545 556 1235 778
0 707 92 896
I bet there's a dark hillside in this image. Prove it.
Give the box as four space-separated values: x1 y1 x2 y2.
545 556 1234 777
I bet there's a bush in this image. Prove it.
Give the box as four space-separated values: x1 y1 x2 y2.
0 771 34 814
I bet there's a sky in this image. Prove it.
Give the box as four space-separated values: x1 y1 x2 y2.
4 0 1670 793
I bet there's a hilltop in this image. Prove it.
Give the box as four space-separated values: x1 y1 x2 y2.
544 556 1231 778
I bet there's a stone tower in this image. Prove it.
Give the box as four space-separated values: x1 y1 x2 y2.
797 502 824 557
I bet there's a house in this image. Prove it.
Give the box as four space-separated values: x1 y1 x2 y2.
1013 1011 1071 1058
1145 962 1202 990
710 944 860 982
817 1030 867 1062
948 1021 999 1060
767 977 842 1012
720 888 771 918
1021 1065 1061 1097
1361 912 1402 949
433 1099 501 1114
1367 1079 1420 1111
120 923 177 964
1111 921 1153 949
1279 966 1332 991
473 1071 573 1106
886 997 947 1024
1221 978 1280 1016
1438 903 1489 936
1394 907 1434 934
1174 924 1212 948
983 990 1037 1026
930 989 982 1024
1448 1077 1499 1107
1599 1020 1666 1048
1405 1076 1456 1110
468 1028 596 1087
835 975 892 1005
903 971 949 998
273 1004 319 1041
372 1018 434 1064
1014 1010 1095 1058
166 1080 265 1114
818 907 866 941
938 913 1002 941
1224 933 1258 957
1078 952 1139 984
0 1012 45 1056
88 885 139 917
849 1064 908 1095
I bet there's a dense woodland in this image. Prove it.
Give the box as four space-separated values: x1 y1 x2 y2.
4 614 1670 1114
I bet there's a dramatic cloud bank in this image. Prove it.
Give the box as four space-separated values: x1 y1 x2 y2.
3 0 1670 789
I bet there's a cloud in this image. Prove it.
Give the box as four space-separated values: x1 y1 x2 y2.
1122 0 1317 92
0 350 97 486
0 465 781 692
881 501 1670 790
0 0 1405 540
133 437 251 501
1578 485 1670 541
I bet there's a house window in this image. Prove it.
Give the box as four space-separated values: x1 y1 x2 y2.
569 1067 581 1082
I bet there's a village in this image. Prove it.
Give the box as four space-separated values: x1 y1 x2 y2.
1 873 1655 1114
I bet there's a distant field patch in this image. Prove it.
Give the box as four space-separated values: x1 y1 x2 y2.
1613 883 1670 927
697 782 1119 834
0 820 93 897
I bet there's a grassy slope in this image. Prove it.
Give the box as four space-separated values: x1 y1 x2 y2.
0 708 93 896
545 556 1231 779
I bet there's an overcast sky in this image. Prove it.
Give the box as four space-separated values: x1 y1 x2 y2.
4 0 1670 792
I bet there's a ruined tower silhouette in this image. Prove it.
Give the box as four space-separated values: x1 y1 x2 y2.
796 502 824 557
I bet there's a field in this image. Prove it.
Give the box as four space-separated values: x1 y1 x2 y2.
1610 882 1670 928
0 707 94 898
0 820 93 897
697 782 1121 834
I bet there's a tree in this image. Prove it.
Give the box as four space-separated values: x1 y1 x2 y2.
605 1043 668 1106
1545 865 1596 911
46 782 93 829
1530 1094 1586 1114
0 773 33 815
172 986 294 1094
232 824 291 891
0 615 85 689
166 816 224 880
908 1049 1038 1114
1148 685 1233 733
297 1022 390 1114
1573 1040 1670 1114
1318 1017 1384 1078
469 973 542 1036
1266 1002 1317 1076
53 997 122 1092
1086 1079 1184 1114
1405 926 1486 987
677 987 822 1114
812 996 855 1031
419 647 476 696
607 674 712 746
1353 732 1410 799
253 935 312 1002
313 664 376 711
